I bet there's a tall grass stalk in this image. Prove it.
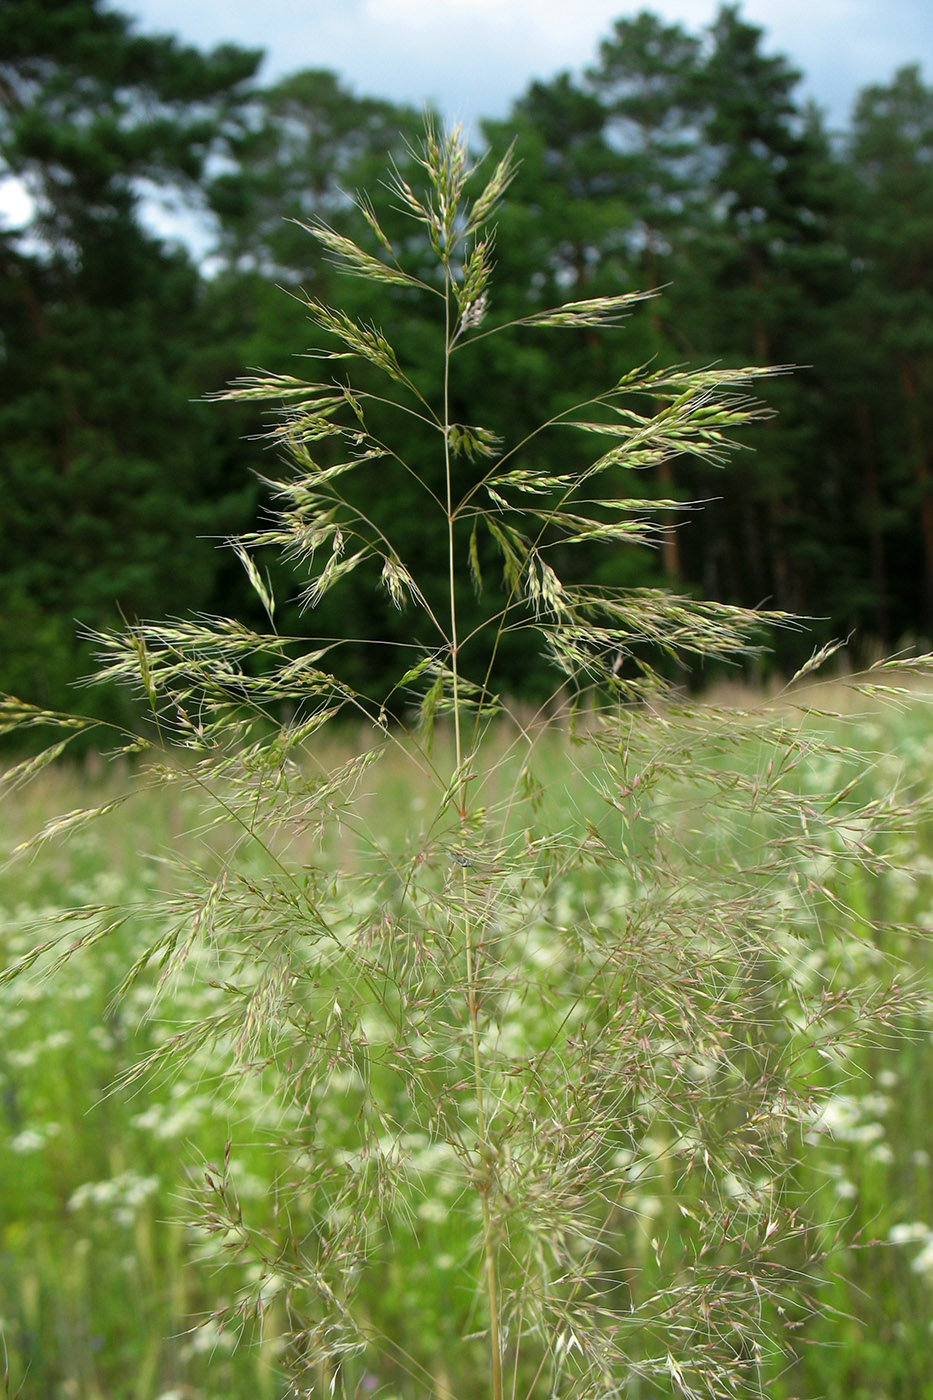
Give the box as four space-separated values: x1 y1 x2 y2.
3 123 931 1400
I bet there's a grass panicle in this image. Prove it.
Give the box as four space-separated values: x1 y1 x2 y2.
2 122 932 1400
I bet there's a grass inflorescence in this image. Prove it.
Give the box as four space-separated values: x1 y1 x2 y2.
3 124 933 1400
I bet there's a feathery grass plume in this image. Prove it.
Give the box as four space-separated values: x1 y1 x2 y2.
2 120 932 1400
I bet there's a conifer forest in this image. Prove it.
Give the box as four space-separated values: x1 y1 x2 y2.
3 0 932 711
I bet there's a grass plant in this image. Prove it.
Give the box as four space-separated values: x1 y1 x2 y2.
2 124 932 1400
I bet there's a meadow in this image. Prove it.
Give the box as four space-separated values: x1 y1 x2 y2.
2 685 933 1400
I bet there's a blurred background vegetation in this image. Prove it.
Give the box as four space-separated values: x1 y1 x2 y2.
2 0 932 718
4 7 933 1399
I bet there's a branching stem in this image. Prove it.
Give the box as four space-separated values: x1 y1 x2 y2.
444 265 503 1400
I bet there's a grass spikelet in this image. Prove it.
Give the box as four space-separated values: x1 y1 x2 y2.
295 217 426 291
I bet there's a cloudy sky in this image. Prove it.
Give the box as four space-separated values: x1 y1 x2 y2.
3 2 925 240
125 0 932 131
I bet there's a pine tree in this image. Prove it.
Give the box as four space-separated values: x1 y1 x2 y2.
0 0 261 708
680 5 848 626
845 65 933 635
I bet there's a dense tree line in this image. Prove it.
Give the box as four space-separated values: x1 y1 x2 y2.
2 0 931 712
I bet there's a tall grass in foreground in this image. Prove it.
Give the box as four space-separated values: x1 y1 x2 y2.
2 124 931 1400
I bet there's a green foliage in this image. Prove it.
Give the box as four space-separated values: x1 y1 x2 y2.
840 64 933 634
206 68 428 280
0 0 262 715
3 123 932 1400
0 0 260 242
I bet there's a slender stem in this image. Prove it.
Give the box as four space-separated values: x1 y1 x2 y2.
472 951 503 1400
444 265 503 1400
444 282 463 799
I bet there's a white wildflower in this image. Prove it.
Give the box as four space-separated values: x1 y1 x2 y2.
888 1222 931 1246
911 1240 933 1277
869 1142 895 1165
10 1128 45 1153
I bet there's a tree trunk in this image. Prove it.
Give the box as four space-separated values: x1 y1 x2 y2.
856 400 890 643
